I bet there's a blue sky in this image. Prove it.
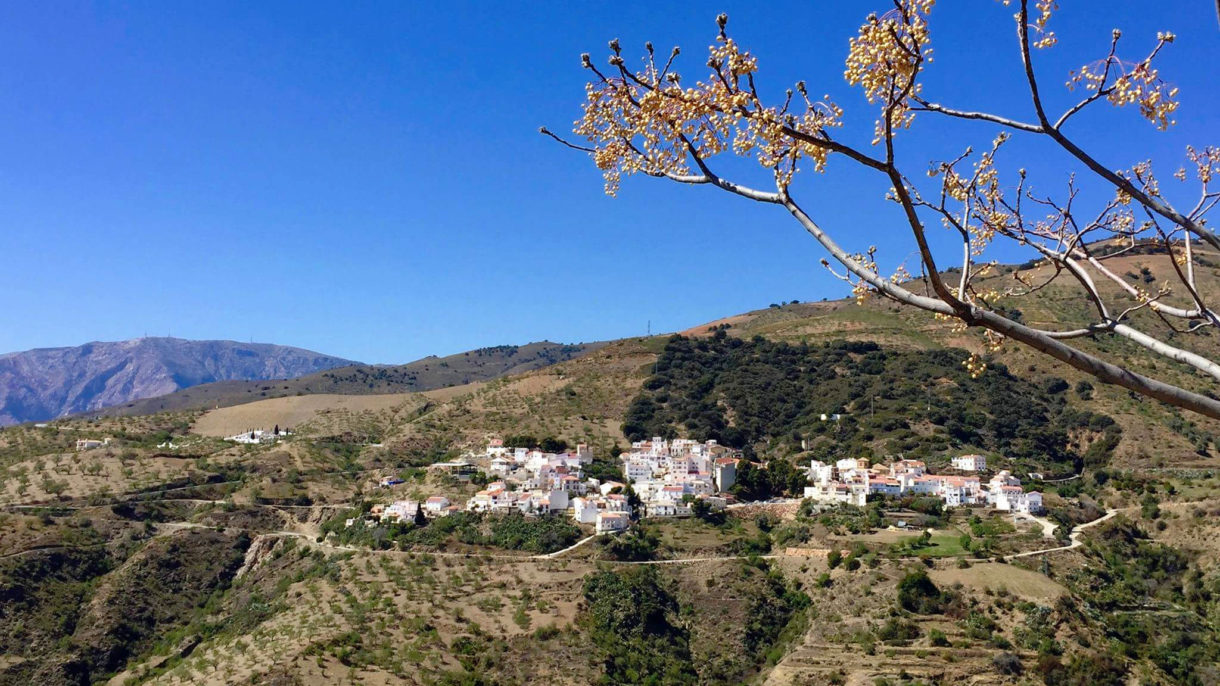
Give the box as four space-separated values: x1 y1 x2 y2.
0 1 1215 363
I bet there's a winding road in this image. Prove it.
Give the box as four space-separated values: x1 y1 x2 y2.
1007 507 1119 559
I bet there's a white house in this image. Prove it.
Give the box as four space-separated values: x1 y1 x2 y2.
900 474 941 495
523 489 568 515
890 460 926 477
424 496 450 516
867 476 903 497
596 512 630 534
572 497 600 524
939 476 982 506
382 500 421 522
1025 491 1044 513
599 481 626 496
574 443 593 463
990 485 1043 513
625 458 654 483
466 483 518 512
952 454 987 471
804 483 867 507
809 460 835 485
603 493 630 513
713 458 737 492
645 502 692 517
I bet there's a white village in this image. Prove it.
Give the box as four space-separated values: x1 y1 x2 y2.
353 435 1044 534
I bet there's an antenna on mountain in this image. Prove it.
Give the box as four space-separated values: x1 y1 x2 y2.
647 320 651 337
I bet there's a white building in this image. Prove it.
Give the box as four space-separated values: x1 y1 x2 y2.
713 458 737 492
809 460 835 485
466 482 518 512
596 512 630 534
572 497 600 524
424 496 450 516
867 476 903 497
803 483 867 507
524 489 568 514
990 485 1043 513
952 454 987 472
489 457 513 476
599 481 626 496
939 476 982 506
645 502 692 517
890 460 926 477
382 500 421 522
625 458 654 483
226 429 288 445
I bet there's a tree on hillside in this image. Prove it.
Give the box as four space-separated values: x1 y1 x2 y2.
545 1 1220 419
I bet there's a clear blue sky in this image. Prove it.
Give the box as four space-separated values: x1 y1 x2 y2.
0 1 1215 363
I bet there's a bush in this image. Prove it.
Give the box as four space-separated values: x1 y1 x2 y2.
582 567 697 685
877 618 921 643
827 550 843 569
993 652 1023 675
896 569 946 614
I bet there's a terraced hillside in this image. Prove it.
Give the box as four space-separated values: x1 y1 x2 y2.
4 252 1220 684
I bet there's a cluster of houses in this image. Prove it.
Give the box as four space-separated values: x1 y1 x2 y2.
620 437 741 517
361 439 636 534
804 455 1044 513
363 495 453 524
352 438 1044 536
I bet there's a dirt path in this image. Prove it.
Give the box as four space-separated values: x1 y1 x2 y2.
1007 508 1118 559
536 533 600 559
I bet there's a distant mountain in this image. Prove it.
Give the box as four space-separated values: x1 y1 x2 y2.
0 338 354 426
89 340 609 418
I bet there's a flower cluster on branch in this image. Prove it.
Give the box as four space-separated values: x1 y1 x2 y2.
549 0 1220 420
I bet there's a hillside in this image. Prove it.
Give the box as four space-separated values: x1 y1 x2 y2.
0 338 353 427
624 334 1119 475
91 340 607 419
113 251 1217 473
679 250 1220 468
4 254 1220 684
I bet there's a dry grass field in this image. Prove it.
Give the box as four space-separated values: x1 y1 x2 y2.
191 393 431 437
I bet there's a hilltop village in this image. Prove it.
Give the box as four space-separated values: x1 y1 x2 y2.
356 436 1044 533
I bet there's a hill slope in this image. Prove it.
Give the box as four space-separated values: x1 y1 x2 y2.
352 252 1220 470
0 338 353 426
93 340 608 418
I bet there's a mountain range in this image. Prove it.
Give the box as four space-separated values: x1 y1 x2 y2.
0 337 609 427
88 340 607 418
0 338 353 426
